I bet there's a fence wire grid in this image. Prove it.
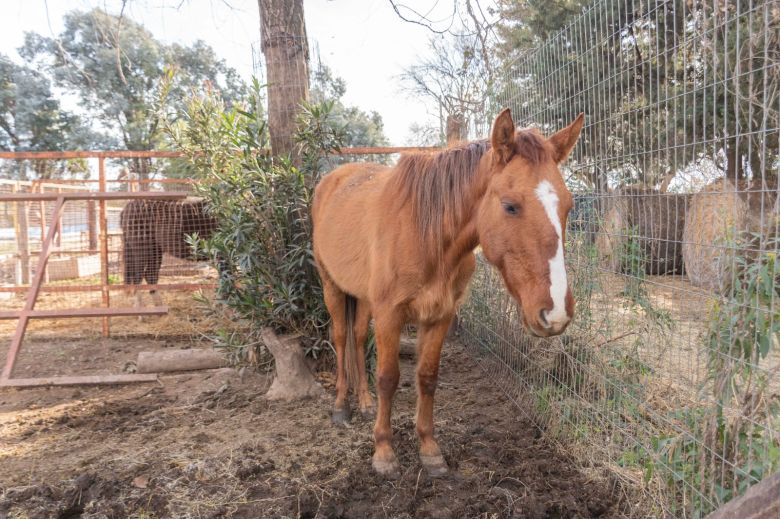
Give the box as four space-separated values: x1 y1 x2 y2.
459 0 779 517
0 157 220 354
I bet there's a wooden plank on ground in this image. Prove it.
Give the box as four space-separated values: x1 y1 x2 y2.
136 349 227 373
0 306 168 320
706 470 780 519
0 374 158 388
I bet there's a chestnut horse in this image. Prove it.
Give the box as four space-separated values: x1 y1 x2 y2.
312 109 584 477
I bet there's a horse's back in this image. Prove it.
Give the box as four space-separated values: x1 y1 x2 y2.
312 162 391 298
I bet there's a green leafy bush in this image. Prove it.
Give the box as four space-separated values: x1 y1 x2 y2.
651 236 780 516
163 80 345 359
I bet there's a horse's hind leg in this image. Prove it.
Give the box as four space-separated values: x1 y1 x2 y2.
372 309 404 477
353 300 375 418
124 240 145 310
415 316 453 477
320 275 351 424
146 244 164 307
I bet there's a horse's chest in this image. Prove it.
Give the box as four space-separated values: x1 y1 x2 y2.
409 281 459 324
406 255 475 324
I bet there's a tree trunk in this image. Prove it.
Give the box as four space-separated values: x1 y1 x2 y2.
258 0 310 162
261 328 322 401
445 113 467 144
725 139 745 181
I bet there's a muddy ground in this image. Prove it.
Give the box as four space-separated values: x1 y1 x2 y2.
1 338 627 518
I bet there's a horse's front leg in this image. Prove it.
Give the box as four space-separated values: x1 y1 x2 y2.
415 316 453 477
372 310 404 477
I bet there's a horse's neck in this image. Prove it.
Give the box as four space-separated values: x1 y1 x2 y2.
439 163 490 268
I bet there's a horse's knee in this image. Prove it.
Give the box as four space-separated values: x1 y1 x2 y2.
376 369 399 395
417 371 438 396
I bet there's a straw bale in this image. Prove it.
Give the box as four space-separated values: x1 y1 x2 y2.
682 177 778 292
595 186 689 275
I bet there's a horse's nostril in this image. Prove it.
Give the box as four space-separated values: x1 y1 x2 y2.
539 309 551 329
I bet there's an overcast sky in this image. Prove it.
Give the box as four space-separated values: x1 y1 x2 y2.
0 0 483 145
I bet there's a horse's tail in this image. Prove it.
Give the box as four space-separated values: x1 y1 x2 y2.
343 295 361 391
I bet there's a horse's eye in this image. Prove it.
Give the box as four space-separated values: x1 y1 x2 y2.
502 202 519 216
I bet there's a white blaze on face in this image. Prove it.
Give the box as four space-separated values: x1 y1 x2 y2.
534 180 568 325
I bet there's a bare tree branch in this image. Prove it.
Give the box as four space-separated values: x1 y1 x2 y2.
388 0 456 34
114 0 129 86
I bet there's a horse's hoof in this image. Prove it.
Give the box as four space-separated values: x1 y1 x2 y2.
372 458 400 478
360 405 376 420
331 406 351 425
420 454 448 477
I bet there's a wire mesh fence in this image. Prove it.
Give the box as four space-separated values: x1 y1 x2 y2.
460 0 779 516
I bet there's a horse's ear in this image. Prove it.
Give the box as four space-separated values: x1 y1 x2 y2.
491 108 516 165
549 113 584 163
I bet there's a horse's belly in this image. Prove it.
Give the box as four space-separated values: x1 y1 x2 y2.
313 164 389 299
313 204 373 299
318 241 371 298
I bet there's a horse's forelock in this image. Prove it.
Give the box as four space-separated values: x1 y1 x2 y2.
513 129 553 166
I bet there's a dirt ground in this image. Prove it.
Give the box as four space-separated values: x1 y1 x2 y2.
1 338 626 518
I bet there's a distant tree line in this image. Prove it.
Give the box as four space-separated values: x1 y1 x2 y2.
399 0 778 189
1 7 389 180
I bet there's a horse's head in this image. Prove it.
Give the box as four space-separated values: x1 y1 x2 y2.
477 109 584 338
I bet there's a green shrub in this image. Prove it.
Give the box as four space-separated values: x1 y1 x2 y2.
163 79 345 359
650 236 780 516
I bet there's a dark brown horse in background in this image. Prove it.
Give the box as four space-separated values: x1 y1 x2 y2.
120 199 218 307
312 109 584 477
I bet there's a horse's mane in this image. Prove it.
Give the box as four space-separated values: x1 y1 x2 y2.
392 129 551 257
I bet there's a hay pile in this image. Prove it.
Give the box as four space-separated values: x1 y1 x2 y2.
682 177 778 292
595 186 689 275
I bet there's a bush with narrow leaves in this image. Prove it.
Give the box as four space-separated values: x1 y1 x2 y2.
163 80 345 359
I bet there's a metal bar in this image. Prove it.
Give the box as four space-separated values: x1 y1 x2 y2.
0 178 89 189
1 196 65 381
0 191 190 202
0 151 184 159
0 146 440 160
0 373 159 388
12 183 30 285
332 146 441 154
0 283 217 293
0 178 196 185
55 187 62 247
28 249 124 255
0 306 169 320
34 181 46 244
99 157 110 338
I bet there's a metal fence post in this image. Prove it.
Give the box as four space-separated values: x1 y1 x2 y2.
99 157 110 337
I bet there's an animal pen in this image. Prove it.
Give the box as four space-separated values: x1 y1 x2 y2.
1 0 778 516
0 147 431 388
0 151 218 387
457 0 780 517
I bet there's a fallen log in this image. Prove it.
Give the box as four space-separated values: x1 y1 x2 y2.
136 349 227 373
